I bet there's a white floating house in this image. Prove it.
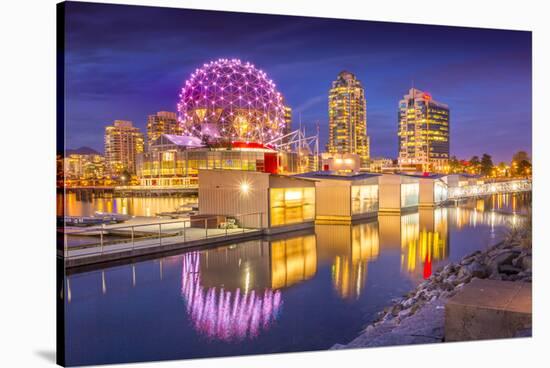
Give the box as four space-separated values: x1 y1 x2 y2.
198 170 316 233
378 174 421 213
293 171 380 224
419 174 449 207
402 173 449 208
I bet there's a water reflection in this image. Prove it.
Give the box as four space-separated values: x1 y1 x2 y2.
399 209 448 281
61 192 197 217
181 251 282 342
271 235 317 289
316 223 379 300
66 193 530 346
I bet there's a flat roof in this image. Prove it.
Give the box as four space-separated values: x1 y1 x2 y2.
199 169 314 181
397 172 447 179
294 171 381 181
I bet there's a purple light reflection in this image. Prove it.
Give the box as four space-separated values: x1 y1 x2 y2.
181 252 283 342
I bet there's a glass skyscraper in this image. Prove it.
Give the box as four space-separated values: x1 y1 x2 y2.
397 88 450 172
328 71 370 168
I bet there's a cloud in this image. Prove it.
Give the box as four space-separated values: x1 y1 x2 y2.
294 95 326 114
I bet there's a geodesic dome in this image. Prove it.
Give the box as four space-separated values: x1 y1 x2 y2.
177 58 286 143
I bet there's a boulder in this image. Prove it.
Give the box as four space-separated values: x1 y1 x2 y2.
402 298 415 308
457 267 473 283
465 261 490 278
391 304 403 316
460 257 474 266
521 255 532 270
499 264 522 275
447 274 458 285
487 251 518 272
398 308 412 319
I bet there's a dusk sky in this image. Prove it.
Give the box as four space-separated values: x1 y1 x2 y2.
64 1 532 163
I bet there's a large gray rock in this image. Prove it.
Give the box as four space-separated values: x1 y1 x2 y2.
487 250 518 272
465 261 490 278
499 264 522 275
457 266 473 283
521 255 532 270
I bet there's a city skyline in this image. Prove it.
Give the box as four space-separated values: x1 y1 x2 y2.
65 2 531 163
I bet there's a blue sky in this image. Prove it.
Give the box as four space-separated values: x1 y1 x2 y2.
64 1 532 163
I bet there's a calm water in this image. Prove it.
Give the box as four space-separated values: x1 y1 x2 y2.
59 192 198 217
64 193 530 366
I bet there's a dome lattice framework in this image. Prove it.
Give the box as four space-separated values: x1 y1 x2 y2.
178 58 286 143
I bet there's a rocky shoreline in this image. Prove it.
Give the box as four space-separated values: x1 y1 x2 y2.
332 235 532 349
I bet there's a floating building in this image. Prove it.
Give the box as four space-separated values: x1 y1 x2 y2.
294 171 380 223
198 169 316 233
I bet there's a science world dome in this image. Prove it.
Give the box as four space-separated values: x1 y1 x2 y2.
177 58 286 143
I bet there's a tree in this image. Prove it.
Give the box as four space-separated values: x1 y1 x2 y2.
449 155 461 173
512 151 530 163
497 162 509 177
511 151 531 177
517 160 532 177
480 153 494 177
469 155 481 174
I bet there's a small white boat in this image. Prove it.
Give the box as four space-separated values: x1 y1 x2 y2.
156 204 196 219
94 212 131 223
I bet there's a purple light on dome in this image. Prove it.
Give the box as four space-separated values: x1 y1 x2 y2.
178 58 286 143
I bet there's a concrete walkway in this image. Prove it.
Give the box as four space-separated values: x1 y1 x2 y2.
61 216 263 268
67 227 253 257
63 227 262 269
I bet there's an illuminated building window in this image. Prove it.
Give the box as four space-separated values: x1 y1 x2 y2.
434 181 448 203
269 187 315 226
401 183 419 208
351 184 379 214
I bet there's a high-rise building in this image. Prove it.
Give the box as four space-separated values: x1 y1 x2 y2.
64 153 105 180
397 88 450 171
146 111 182 148
328 71 370 168
104 120 144 176
282 105 292 146
283 106 292 136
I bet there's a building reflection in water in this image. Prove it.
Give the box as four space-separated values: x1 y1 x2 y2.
61 192 197 217
316 222 379 300
66 194 527 342
399 209 449 280
271 235 317 289
181 250 283 342
450 200 524 230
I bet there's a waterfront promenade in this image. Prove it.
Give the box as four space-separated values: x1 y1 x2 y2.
62 214 263 268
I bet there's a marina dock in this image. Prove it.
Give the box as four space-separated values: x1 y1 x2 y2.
61 213 263 269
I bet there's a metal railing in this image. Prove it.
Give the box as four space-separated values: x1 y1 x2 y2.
115 185 198 190
63 212 264 259
448 179 531 199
